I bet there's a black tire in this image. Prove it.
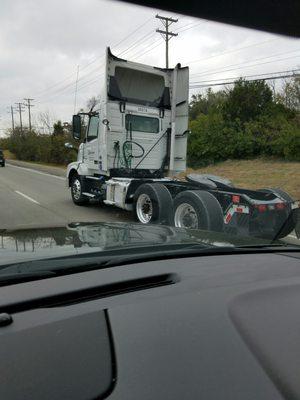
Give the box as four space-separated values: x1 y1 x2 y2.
295 209 300 239
1 162 4 167
71 175 89 206
259 187 296 239
173 190 224 232
134 183 173 225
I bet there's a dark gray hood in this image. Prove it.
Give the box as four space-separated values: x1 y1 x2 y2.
0 222 275 266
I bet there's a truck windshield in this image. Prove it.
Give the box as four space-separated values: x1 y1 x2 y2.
109 66 169 107
125 114 159 133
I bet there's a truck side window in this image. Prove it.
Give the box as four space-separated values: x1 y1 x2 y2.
87 116 99 141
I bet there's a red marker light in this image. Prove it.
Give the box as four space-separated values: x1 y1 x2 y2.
232 195 240 203
275 202 286 210
256 204 267 213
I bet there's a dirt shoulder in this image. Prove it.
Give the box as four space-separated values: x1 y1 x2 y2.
179 159 300 200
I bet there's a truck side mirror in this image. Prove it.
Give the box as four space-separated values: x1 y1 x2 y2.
72 115 81 140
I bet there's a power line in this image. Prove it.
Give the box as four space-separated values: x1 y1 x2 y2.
36 62 105 101
190 54 300 83
34 16 154 100
132 38 164 61
77 17 154 69
131 21 201 62
190 68 300 84
23 98 34 131
113 15 153 51
186 38 280 65
36 23 158 102
175 21 202 34
189 72 300 89
36 17 192 102
117 31 156 57
190 48 300 78
125 19 193 60
156 14 178 68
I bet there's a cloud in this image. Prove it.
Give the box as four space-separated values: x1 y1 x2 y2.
0 0 299 133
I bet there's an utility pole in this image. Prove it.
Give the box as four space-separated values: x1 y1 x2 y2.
8 106 15 133
15 102 25 133
156 14 178 68
23 98 34 131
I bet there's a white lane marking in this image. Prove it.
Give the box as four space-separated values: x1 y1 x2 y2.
15 190 40 205
7 163 65 180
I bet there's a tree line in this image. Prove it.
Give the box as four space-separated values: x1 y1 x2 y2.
0 77 299 167
0 121 78 165
187 77 300 167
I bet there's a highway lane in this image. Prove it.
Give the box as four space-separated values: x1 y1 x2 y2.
0 163 299 244
0 164 131 229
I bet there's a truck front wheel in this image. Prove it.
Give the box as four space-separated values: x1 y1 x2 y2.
71 175 89 206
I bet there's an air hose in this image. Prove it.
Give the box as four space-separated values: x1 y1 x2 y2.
122 141 145 169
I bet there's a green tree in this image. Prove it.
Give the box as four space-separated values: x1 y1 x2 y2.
187 78 300 167
189 88 226 120
53 120 64 136
277 76 300 111
222 79 273 123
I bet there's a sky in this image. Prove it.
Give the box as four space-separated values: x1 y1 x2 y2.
0 0 299 135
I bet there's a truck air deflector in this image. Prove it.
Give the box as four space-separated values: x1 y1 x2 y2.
108 66 169 108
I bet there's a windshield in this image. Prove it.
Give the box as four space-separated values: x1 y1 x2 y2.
0 0 299 281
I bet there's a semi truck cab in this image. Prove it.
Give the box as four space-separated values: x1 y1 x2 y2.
68 47 189 180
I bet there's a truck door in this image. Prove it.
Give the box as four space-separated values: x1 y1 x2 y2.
83 115 99 172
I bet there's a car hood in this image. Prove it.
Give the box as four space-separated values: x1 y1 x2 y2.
0 221 279 266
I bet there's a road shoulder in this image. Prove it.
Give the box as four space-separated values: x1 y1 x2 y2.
6 159 66 177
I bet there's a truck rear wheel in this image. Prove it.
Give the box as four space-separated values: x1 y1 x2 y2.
173 190 224 232
71 175 89 206
134 183 173 225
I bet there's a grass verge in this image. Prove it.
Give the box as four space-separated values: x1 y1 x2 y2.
180 159 300 200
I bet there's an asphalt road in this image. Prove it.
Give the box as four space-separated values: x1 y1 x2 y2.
0 163 131 230
0 162 299 244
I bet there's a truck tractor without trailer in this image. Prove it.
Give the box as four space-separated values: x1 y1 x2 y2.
66 48 299 240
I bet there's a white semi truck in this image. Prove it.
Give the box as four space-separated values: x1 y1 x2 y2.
67 47 299 238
